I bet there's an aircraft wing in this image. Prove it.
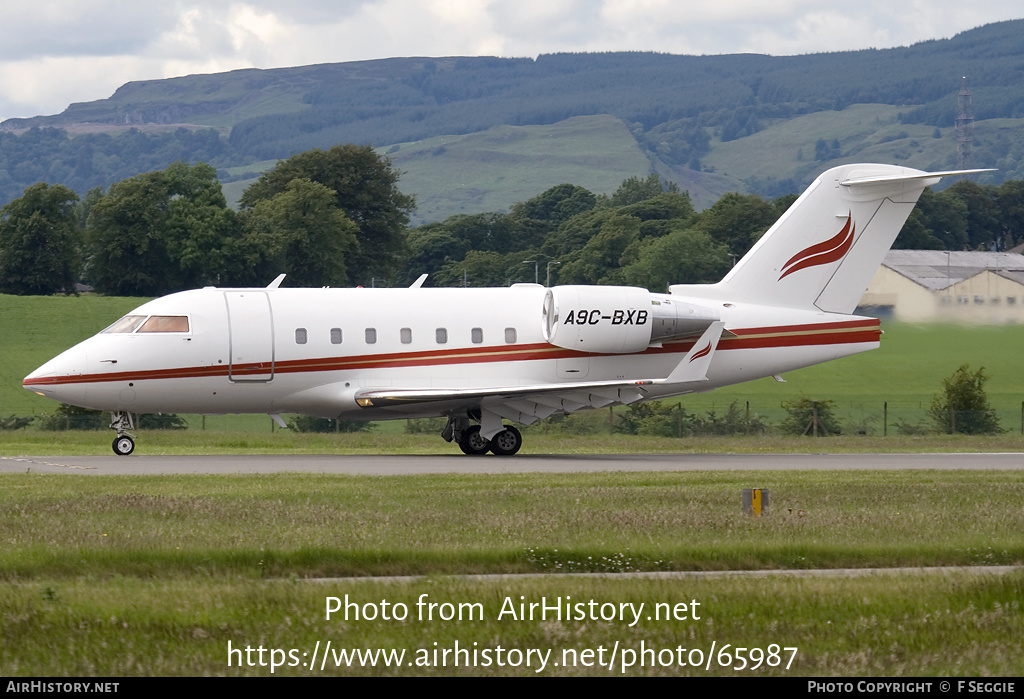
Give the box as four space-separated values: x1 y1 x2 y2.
354 322 726 435
356 377 656 437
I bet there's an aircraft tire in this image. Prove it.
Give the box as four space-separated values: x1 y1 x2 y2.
458 425 491 455
112 435 135 456
489 426 522 456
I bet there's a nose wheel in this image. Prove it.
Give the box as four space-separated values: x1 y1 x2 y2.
112 435 135 456
109 411 137 456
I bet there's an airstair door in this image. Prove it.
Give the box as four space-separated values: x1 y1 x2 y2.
225 291 275 382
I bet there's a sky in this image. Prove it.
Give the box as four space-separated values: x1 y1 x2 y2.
1 0 1022 123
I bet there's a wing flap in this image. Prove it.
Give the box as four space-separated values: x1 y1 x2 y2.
354 378 655 406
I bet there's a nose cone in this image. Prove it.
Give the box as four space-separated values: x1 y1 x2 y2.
23 360 59 392
23 345 89 404
23 363 58 398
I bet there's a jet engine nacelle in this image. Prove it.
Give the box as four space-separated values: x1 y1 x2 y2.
542 285 719 354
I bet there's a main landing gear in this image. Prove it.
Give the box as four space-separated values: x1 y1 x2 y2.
443 417 523 456
110 412 136 456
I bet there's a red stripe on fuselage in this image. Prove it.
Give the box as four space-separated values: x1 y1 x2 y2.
23 319 880 387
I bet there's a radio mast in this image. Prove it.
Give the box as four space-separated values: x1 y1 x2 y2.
955 76 974 171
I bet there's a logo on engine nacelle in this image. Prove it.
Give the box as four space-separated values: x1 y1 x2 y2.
564 309 649 326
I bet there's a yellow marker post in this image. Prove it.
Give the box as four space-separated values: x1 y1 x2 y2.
742 488 769 517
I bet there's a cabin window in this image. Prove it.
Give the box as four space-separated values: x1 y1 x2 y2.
400 327 412 344
295 328 307 344
102 315 147 334
331 328 343 344
957 295 968 305
471 327 483 344
137 316 190 333
1008 297 1017 305
974 295 985 305
436 328 448 344
504 327 517 344
365 328 377 344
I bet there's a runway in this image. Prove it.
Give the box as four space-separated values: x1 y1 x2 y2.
3 451 1023 475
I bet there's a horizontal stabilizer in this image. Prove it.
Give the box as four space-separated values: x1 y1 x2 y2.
840 169 994 187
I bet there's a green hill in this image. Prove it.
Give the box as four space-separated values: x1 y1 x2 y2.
3 20 1024 217
222 115 740 219
388 116 653 222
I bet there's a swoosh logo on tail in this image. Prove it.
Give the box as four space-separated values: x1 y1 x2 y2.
779 213 854 280
689 342 712 362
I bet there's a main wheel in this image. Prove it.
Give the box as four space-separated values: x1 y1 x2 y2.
458 425 491 455
112 435 135 456
489 426 522 456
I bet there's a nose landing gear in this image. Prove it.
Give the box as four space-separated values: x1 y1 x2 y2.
110 412 136 456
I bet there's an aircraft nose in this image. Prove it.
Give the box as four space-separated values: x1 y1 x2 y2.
23 366 59 399
23 346 89 404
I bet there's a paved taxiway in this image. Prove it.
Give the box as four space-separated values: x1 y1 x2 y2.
2 452 1023 475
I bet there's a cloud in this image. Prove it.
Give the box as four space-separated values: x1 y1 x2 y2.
0 1 173 60
0 1 1022 121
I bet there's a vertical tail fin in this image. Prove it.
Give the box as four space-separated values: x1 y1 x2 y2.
671 164 990 313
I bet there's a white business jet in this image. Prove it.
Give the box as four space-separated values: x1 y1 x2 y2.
24 164 983 456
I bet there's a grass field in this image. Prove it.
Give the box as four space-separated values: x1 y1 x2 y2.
1 471 1022 676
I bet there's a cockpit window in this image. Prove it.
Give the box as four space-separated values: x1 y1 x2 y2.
101 315 147 334
138 316 190 333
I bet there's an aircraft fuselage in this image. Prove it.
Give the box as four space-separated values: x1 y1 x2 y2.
24 284 878 420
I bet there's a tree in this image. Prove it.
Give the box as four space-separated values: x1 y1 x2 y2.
618 192 696 229
609 174 675 207
915 188 968 250
240 178 358 288
510 183 597 227
402 224 470 283
997 180 1024 247
0 183 80 295
697 191 777 258
778 397 842 436
945 181 1001 249
893 208 945 249
928 364 1001 434
86 170 172 295
239 145 415 285
621 227 731 290
432 250 534 288
432 212 518 254
86 162 239 295
162 162 244 288
556 213 641 285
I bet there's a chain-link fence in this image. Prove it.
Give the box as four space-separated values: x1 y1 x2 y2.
516 398 1023 437
5 400 1021 437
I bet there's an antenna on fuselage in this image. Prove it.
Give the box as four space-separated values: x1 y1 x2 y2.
266 274 286 289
